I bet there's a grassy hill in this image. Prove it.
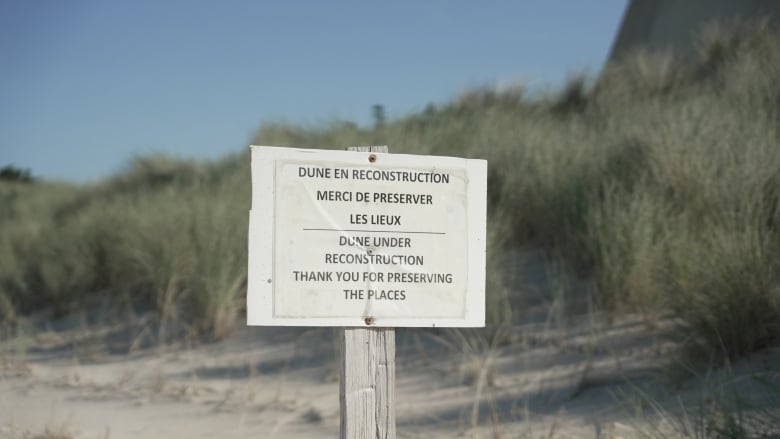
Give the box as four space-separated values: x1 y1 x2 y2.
2 21 779 365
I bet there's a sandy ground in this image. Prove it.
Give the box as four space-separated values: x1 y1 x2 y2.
2 251 778 438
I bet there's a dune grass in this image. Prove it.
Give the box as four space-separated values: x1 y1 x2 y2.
627 371 780 439
0 155 249 340
1 20 778 366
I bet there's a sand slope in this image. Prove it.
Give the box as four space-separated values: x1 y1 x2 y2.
2 251 778 438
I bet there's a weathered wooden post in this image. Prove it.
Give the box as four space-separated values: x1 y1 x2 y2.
340 326 395 438
340 146 395 438
248 143 486 438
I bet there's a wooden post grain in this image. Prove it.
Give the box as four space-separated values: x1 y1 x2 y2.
340 328 395 439
340 145 396 439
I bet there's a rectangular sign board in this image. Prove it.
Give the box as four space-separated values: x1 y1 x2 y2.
248 145 487 327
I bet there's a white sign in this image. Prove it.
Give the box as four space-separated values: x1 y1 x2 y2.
248 145 486 327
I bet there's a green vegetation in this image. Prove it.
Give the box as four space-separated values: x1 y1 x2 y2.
630 374 780 439
1 21 779 365
0 165 35 183
0 155 248 340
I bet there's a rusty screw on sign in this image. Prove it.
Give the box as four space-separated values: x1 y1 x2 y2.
364 316 375 326
368 154 377 163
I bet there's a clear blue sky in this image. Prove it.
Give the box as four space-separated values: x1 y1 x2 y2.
1 0 627 182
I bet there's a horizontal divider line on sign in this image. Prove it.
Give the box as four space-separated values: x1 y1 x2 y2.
302 228 446 235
